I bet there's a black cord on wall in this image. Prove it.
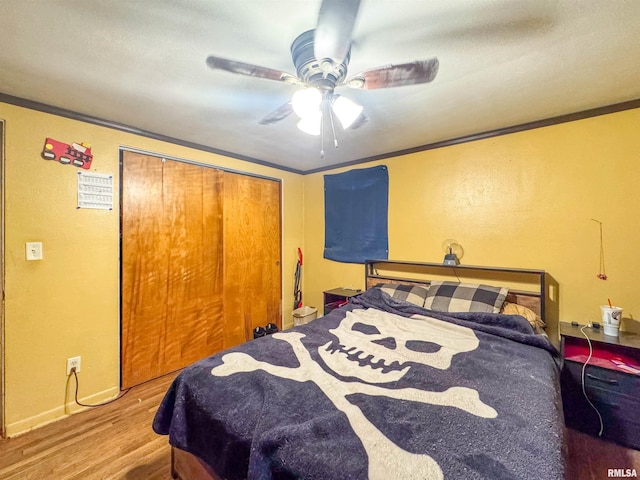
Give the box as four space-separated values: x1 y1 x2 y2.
71 369 131 408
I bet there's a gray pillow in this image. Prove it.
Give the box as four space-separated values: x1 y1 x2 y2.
378 283 429 307
424 281 508 314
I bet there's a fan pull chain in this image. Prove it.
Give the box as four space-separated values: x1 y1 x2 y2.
318 96 342 159
329 108 339 148
320 110 325 159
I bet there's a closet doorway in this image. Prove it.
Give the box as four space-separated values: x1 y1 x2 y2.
120 151 282 388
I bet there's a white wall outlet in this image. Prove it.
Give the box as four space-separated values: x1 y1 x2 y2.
66 356 81 375
26 242 43 261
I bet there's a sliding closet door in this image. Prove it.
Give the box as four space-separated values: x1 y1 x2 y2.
223 172 282 346
121 152 223 388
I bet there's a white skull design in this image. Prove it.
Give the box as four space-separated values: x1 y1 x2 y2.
212 308 496 480
319 308 480 383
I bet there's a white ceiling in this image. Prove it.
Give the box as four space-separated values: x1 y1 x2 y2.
1 1 639 173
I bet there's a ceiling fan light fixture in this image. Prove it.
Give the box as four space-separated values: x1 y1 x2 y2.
331 95 363 129
204 1 440 153
291 87 322 118
296 111 322 136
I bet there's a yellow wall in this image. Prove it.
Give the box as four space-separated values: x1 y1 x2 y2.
303 108 640 338
0 102 304 436
3 101 639 437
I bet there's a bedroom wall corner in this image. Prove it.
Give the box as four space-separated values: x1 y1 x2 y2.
302 108 640 339
0 101 304 436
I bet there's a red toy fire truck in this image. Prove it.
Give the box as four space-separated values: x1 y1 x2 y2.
42 137 93 169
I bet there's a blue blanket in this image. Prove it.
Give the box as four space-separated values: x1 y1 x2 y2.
153 288 565 479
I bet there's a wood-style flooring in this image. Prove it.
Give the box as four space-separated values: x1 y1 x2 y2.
0 372 178 480
565 428 640 480
0 372 638 479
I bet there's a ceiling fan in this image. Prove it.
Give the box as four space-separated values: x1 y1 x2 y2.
205 0 439 153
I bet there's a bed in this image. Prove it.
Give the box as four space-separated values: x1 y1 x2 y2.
153 261 565 479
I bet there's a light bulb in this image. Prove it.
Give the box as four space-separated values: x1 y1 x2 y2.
297 111 322 136
331 95 363 129
291 88 322 118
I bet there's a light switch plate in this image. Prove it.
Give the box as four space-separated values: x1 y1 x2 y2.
26 242 43 261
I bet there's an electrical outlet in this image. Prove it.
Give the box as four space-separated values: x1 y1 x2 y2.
26 242 43 261
66 356 81 375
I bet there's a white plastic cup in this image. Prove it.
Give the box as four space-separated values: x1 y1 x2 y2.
600 305 623 336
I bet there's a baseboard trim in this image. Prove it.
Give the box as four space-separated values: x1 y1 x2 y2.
5 385 120 437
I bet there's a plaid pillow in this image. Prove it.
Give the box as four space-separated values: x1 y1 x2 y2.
379 283 429 307
424 281 508 314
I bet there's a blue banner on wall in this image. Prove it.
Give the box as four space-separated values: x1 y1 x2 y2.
324 165 389 264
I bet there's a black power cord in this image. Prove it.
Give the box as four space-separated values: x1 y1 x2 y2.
71 368 131 408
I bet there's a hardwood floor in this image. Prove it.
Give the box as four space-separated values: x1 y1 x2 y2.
565 428 640 480
0 372 638 479
0 372 178 480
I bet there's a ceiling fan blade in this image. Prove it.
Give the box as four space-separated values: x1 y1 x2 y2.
259 102 294 125
206 56 303 85
344 57 439 90
314 0 361 62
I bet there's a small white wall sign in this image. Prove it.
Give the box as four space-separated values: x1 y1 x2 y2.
77 171 113 210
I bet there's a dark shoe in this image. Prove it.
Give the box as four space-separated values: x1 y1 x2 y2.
265 323 279 335
253 326 266 339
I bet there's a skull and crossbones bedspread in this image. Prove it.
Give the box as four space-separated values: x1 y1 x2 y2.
153 287 565 480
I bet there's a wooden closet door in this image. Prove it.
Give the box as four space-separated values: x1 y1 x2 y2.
223 172 282 346
121 153 223 388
